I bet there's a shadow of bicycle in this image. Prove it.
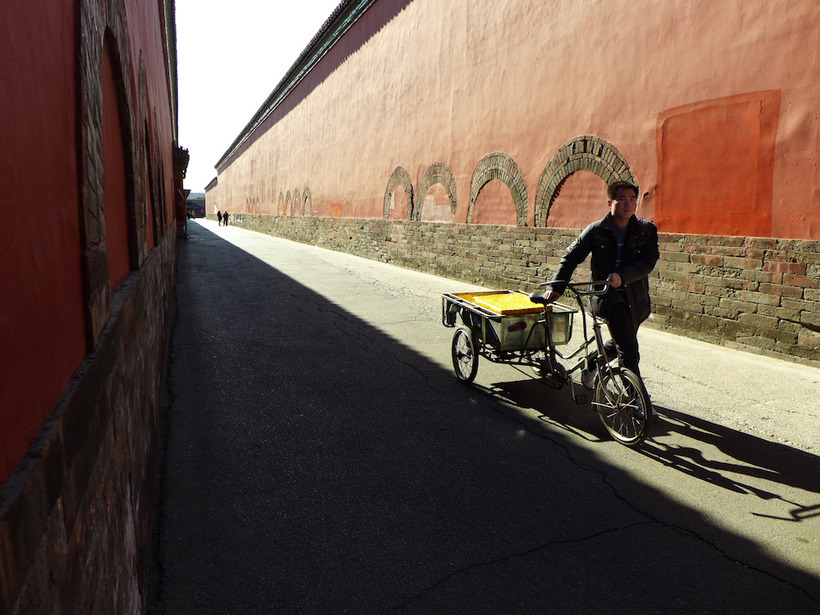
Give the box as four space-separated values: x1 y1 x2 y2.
478 375 820 523
643 406 820 521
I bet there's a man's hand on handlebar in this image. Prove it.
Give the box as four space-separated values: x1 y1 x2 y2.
544 290 562 303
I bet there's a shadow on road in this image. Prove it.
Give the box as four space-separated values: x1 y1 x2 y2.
482 376 820 521
151 222 820 614
645 408 820 518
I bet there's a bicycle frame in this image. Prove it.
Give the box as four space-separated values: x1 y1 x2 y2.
537 281 610 394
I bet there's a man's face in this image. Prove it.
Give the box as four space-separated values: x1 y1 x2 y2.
608 188 638 226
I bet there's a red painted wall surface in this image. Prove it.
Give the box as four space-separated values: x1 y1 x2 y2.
125 0 175 211
656 91 779 237
0 0 177 484
210 0 819 240
472 180 517 226
549 172 609 230
103 42 132 291
0 0 86 481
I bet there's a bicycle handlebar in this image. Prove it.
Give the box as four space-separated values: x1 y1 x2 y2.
539 280 610 297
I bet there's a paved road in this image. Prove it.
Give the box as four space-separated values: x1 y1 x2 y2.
149 220 820 613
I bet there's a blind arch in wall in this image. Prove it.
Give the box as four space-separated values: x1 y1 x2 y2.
415 162 457 221
383 166 414 219
468 152 528 226
534 135 638 227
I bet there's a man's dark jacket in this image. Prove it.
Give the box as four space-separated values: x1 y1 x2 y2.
551 213 659 326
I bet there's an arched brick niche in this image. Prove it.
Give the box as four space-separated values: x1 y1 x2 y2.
285 191 292 216
534 135 638 227
292 189 301 216
415 162 457 221
278 192 284 216
79 2 149 345
136 61 155 249
468 152 528 226
303 186 312 216
383 166 414 219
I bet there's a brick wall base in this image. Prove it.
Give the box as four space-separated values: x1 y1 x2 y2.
223 214 819 367
0 230 176 614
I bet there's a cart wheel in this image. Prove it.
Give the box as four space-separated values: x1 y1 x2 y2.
451 327 479 383
594 367 652 446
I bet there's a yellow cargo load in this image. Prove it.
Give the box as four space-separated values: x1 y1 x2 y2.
472 292 543 315
443 290 577 348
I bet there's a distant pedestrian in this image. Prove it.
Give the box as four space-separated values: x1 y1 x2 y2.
223 211 230 226
217 210 223 226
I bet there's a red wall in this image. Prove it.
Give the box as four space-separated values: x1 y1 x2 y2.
125 0 175 206
548 172 609 230
210 0 819 240
102 41 132 291
656 91 779 237
0 0 177 484
0 0 86 480
472 180 517 226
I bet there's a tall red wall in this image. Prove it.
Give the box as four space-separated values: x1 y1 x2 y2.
210 0 819 240
0 0 86 482
0 0 176 485
1 0 180 610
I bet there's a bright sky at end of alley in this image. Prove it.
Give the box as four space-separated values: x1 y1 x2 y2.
175 0 342 194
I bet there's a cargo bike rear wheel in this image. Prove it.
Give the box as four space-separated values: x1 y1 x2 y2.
451 327 480 383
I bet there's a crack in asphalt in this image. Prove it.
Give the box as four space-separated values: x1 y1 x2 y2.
412 376 820 610
392 520 653 611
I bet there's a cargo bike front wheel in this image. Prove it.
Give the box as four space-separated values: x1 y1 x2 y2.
451 327 480 383
594 367 652 446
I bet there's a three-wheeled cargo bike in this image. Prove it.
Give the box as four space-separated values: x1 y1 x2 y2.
441 282 653 446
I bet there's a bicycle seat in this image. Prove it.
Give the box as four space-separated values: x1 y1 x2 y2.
529 290 548 305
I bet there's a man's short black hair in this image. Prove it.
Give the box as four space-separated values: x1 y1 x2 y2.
607 180 639 200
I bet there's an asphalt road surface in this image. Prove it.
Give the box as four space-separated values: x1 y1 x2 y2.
148 220 820 614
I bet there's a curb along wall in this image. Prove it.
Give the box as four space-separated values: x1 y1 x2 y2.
227 215 819 367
